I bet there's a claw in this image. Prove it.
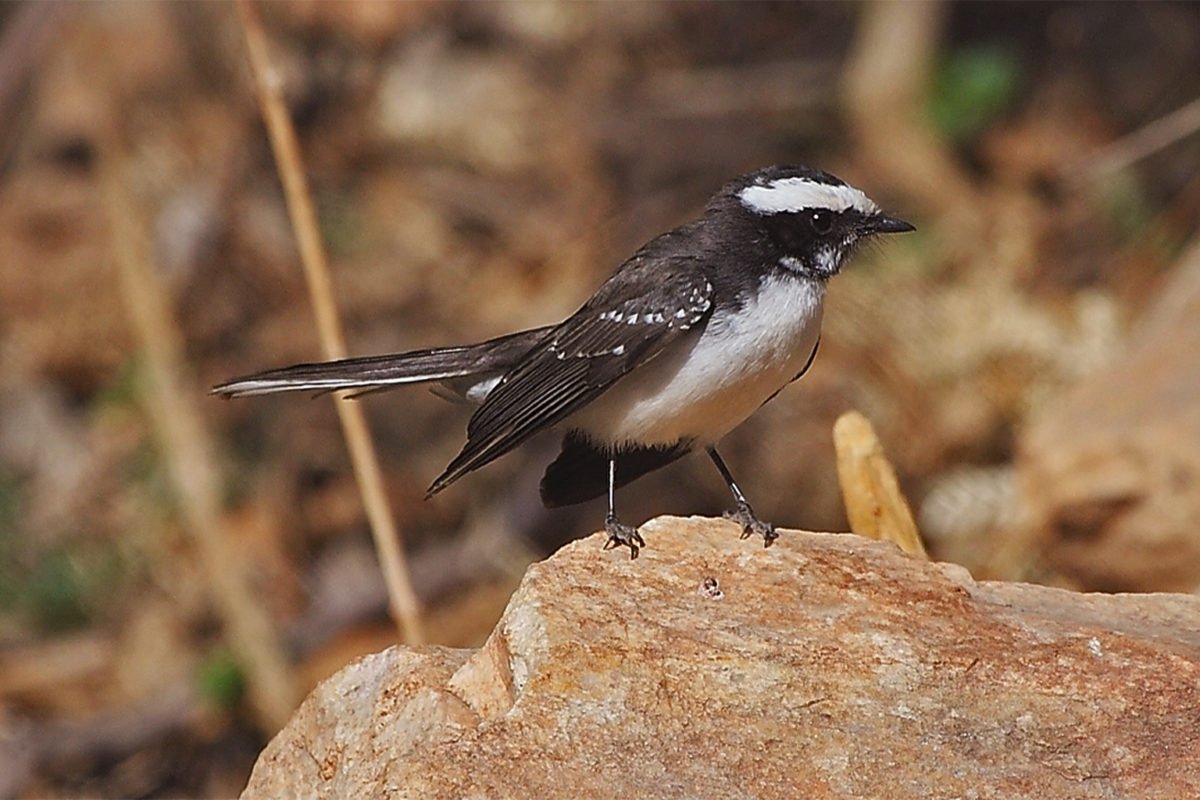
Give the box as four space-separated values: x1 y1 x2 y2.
724 501 778 547
604 515 645 559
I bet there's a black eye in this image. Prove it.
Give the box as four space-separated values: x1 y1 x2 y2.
810 210 834 235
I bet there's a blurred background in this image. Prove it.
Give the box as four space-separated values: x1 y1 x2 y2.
1 1 1198 796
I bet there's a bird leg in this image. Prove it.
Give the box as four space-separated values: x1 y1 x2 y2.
724 500 777 546
706 447 778 546
603 457 644 558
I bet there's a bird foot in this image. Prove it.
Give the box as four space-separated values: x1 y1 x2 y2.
724 501 777 547
603 515 645 559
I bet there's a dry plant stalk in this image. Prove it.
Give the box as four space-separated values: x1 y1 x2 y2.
1073 95 1200 184
101 145 297 730
833 411 929 560
236 0 423 643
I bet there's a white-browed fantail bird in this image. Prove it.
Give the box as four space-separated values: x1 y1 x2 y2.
214 165 914 557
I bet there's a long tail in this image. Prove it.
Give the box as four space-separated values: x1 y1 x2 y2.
212 326 552 398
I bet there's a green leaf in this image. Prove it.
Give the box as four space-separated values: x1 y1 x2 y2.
198 649 247 709
929 46 1022 142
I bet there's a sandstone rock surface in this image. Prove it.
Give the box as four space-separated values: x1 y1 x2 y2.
242 517 1200 800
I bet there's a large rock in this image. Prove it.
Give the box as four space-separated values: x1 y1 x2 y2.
242 517 1200 799
1016 239 1200 591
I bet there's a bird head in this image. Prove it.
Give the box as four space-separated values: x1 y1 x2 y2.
713 164 914 280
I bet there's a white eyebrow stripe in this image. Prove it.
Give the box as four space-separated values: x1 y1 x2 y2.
739 177 879 215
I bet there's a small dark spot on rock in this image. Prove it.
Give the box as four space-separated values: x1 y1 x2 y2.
698 576 724 600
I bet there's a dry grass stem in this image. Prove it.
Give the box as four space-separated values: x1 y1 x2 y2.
1073 95 1200 185
833 411 929 560
236 0 423 643
101 141 298 730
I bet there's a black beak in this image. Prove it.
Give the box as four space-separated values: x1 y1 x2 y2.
867 213 916 235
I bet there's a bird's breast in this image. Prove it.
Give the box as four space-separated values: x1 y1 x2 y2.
572 274 825 448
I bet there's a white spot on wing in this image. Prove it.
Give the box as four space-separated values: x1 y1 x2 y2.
740 177 879 216
464 375 502 403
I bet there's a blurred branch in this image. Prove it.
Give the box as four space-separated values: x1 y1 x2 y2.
0 0 65 115
1068 95 1200 186
236 0 424 644
0 0 69 169
834 411 928 560
640 60 832 119
0 631 112 701
842 0 983 230
100 137 297 729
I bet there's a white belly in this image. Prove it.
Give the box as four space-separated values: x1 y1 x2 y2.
571 274 825 448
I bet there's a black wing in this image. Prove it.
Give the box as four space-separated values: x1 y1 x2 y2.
427 251 713 495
